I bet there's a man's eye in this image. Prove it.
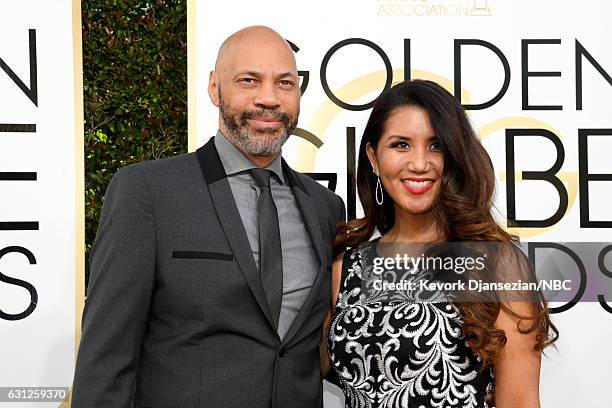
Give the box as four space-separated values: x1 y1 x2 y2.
279 80 295 87
239 78 256 84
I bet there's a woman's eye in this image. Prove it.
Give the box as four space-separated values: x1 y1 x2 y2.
430 140 442 151
391 141 409 149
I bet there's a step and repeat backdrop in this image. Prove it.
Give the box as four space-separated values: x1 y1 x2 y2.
190 0 612 407
0 0 84 407
1 0 611 407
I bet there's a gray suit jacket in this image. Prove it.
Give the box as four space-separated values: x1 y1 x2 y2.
72 138 345 408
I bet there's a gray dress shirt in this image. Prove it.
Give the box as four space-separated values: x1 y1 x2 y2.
214 130 318 339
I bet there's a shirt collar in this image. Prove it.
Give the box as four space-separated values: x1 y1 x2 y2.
214 129 285 184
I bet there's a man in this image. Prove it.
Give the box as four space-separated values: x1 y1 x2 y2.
72 26 345 408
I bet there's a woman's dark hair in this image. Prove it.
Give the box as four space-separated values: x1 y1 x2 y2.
334 79 558 369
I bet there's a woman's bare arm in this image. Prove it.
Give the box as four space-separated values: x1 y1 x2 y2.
493 302 542 408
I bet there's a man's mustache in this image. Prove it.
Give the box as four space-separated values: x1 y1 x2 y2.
241 109 292 124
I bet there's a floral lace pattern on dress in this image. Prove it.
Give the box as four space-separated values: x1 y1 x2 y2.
328 241 494 408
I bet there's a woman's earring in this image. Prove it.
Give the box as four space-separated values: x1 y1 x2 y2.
374 171 384 205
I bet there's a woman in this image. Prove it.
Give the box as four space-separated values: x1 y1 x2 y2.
321 80 558 407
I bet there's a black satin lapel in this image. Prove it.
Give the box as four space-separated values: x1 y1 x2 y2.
196 139 276 332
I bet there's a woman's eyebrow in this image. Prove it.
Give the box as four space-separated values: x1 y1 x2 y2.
387 134 411 141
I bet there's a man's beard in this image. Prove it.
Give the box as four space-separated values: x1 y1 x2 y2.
219 93 298 156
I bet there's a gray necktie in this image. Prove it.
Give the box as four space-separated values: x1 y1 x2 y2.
250 168 283 328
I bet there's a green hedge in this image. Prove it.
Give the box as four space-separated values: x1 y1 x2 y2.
83 0 187 286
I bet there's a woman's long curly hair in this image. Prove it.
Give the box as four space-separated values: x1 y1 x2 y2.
333 79 558 369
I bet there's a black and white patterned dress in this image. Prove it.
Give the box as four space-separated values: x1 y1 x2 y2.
327 240 494 408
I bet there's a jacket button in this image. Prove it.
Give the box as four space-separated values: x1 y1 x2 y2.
278 348 285 357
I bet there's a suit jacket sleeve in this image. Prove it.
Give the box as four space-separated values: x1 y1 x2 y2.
336 195 346 226
72 165 156 408
323 195 346 388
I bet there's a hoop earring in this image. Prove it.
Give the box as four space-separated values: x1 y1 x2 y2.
375 174 384 205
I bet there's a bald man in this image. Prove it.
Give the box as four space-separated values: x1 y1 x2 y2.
72 26 345 408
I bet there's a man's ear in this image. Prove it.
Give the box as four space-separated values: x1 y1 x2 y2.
365 142 379 174
208 71 220 107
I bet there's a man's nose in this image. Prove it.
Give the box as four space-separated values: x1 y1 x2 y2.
253 82 281 110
